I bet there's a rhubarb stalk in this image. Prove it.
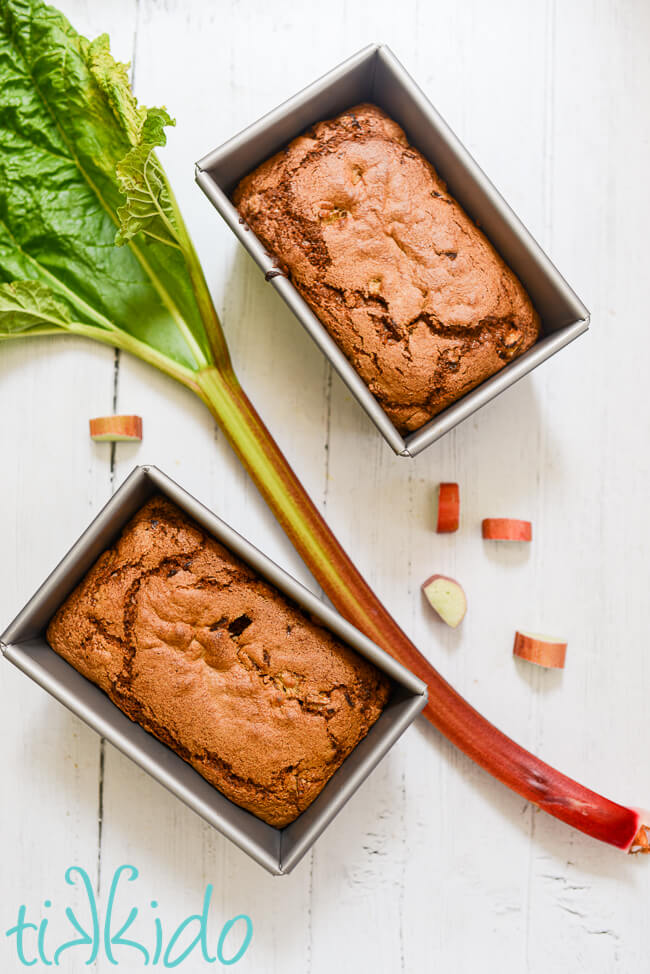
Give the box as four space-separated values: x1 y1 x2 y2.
0 0 647 854
195 367 648 853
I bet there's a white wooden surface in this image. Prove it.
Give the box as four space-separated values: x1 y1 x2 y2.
2 0 650 969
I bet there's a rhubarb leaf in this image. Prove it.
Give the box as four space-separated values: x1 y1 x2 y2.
115 107 181 247
84 33 148 146
0 280 70 332
0 0 212 369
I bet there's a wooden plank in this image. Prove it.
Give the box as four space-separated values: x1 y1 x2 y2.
316 0 551 970
522 0 650 969
96 2 330 967
0 3 138 971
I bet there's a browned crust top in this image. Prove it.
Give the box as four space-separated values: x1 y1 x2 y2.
46 496 390 827
234 103 540 433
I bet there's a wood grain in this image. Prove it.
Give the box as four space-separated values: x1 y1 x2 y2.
1 0 649 970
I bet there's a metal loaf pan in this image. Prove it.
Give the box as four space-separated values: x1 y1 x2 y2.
1 465 427 875
196 44 589 457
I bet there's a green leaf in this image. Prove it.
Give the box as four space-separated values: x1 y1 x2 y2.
0 279 70 332
115 107 180 247
84 33 148 146
0 0 214 369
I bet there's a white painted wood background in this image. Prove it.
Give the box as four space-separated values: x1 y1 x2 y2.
2 0 649 970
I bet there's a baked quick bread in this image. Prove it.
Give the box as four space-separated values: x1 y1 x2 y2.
233 104 540 434
46 496 390 827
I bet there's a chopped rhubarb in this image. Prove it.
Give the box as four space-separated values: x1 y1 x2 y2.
437 483 460 533
422 574 467 628
89 415 142 442
513 631 567 669
482 518 532 541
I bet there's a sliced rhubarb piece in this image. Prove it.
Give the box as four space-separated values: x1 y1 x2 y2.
482 517 532 541
437 483 460 533
89 415 142 442
513 631 567 669
422 574 467 628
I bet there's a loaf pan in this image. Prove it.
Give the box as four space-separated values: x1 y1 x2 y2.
196 44 589 457
1 465 427 875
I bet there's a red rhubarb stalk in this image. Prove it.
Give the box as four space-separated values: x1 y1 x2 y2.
196 367 648 854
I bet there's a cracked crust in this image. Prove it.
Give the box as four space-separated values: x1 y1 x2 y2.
46 496 390 827
233 103 540 433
